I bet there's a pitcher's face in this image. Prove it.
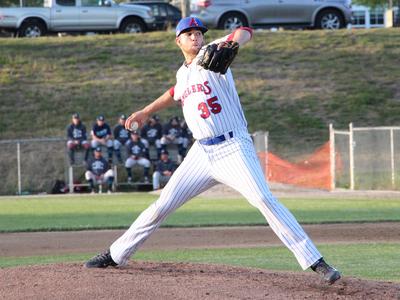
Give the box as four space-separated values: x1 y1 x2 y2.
176 29 204 56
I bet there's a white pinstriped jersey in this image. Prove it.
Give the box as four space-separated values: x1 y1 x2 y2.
173 35 247 140
109 27 324 271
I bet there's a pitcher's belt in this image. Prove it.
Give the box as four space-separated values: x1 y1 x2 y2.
199 131 233 145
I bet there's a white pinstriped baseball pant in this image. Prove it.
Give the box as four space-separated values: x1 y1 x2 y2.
110 129 322 270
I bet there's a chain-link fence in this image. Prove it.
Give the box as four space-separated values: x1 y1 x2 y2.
0 132 270 195
331 124 400 190
0 138 68 195
6 125 399 195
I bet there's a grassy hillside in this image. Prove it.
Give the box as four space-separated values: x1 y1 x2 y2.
1 29 400 154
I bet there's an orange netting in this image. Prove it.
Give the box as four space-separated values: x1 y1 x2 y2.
258 142 333 190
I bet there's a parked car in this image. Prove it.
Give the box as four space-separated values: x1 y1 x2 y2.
123 1 181 30
0 0 156 37
190 0 353 30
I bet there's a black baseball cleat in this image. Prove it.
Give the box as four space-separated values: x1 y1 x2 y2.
311 258 341 284
84 250 118 268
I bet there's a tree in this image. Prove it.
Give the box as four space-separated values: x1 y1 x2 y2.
1 0 18 6
354 0 400 27
353 0 396 8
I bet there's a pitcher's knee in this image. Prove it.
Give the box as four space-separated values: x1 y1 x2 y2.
145 201 172 224
249 193 278 210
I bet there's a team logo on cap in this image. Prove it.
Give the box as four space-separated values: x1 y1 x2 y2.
176 17 207 36
189 18 199 27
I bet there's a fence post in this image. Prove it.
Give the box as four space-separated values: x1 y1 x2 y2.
264 131 268 180
390 128 395 189
349 123 355 190
69 166 74 194
329 124 335 190
113 165 118 192
17 142 22 195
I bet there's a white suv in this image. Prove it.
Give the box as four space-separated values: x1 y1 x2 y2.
190 0 352 30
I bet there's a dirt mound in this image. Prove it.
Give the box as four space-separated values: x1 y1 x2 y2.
1 262 399 300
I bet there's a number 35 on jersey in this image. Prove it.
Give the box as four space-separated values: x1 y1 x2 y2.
198 96 222 119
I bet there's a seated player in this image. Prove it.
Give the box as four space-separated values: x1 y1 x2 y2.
91 115 113 163
85 147 114 194
66 112 90 164
152 149 176 190
160 116 185 163
140 114 163 159
181 120 193 156
125 131 151 183
113 114 130 163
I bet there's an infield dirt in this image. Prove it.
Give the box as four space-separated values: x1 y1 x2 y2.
1 223 400 299
1 261 399 300
1 184 400 299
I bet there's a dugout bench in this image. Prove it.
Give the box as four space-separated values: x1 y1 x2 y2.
66 144 183 193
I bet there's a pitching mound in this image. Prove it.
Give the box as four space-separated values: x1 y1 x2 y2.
1 262 399 299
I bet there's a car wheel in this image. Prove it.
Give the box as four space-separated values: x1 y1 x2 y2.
18 19 46 38
316 9 344 30
120 18 145 34
218 12 248 30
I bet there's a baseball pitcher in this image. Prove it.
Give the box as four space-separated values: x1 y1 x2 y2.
85 17 341 285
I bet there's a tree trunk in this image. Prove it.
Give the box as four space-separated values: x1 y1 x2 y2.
180 0 190 18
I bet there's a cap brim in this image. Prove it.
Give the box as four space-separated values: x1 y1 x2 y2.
177 27 208 36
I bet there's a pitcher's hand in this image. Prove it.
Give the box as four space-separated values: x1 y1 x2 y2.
125 110 149 131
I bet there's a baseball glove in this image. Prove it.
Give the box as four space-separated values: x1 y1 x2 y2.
197 41 239 74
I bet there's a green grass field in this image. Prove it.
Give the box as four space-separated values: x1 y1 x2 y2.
2 26 400 284
1 29 400 153
0 244 398 282
1 194 399 281
1 194 400 232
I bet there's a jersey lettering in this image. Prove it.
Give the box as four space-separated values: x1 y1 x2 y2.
207 96 221 114
119 129 129 139
203 81 212 95
147 128 158 138
181 81 212 105
72 128 83 139
198 102 210 119
198 96 222 119
92 161 105 174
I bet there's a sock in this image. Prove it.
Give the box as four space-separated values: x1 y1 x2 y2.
144 167 149 177
84 149 89 161
116 150 122 161
107 147 113 160
108 177 114 190
68 149 74 163
88 179 94 191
